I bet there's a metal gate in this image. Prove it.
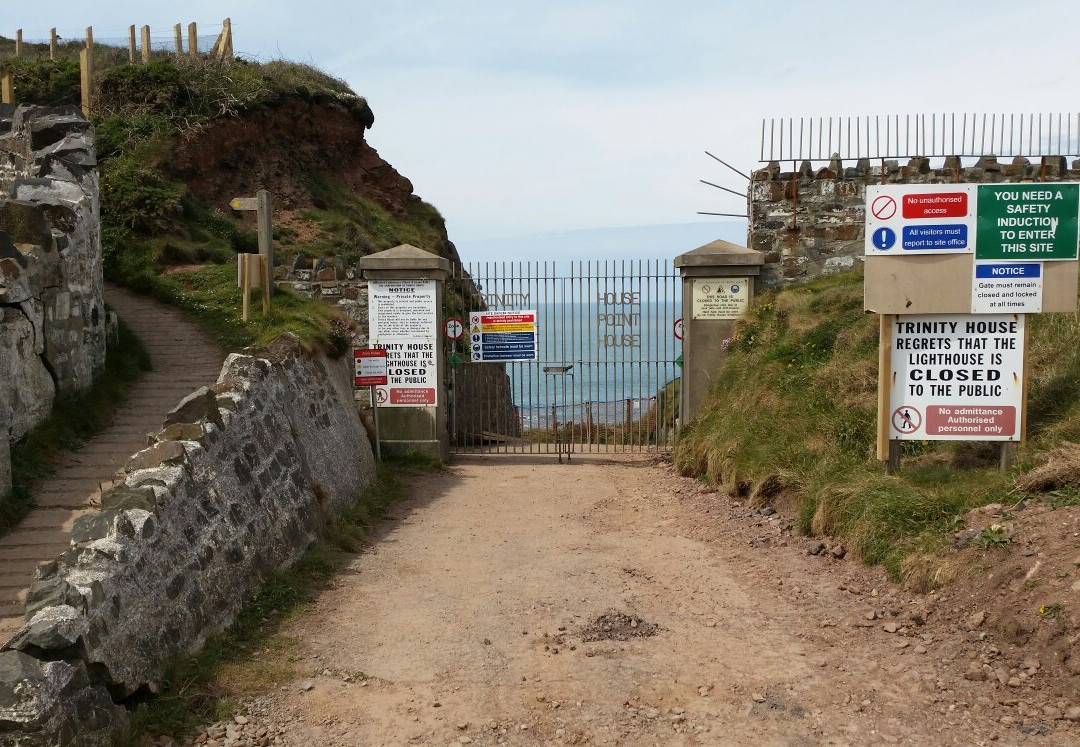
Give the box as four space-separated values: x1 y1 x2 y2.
447 260 681 455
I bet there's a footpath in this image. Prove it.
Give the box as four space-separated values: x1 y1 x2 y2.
180 453 1073 746
0 284 223 641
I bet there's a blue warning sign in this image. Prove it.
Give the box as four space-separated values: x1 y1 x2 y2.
872 227 896 250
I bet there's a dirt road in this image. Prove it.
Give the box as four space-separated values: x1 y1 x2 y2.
222 454 1072 746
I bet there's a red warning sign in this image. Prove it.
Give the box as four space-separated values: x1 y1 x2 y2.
925 405 1015 438
892 406 922 434
390 388 436 405
871 195 897 220
902 192 968 219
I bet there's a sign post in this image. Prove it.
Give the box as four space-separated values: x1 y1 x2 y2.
354 348 389 462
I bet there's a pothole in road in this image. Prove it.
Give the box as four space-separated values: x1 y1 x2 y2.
581 612 659 642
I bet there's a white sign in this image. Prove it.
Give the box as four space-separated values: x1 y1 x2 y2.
468 311 538 362
368 280 438 407
368 280 437 338
691 278 749 320
972 262 1043 314
890 314 1025 441
865 184 977 256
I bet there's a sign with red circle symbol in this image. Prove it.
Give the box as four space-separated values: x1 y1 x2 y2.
375 388 388 404
444 317 464 340
673 318 684 340
871 194 897 220
892 406 922 435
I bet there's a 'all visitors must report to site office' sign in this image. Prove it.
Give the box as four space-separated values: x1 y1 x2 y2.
889 314 1024 442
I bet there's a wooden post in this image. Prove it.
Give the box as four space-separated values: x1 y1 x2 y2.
256 190 274 296
79 48 92 117
141 25 151 63
188 23 198 57
86 25 93 50
15 30 22 58
876 314 894 463
260 256 271 319
241 254 251 322
173 24 182 55
887 440 902 474
213 18 233 59
1020 314 1029 443
50 28 58 60
1 74 13 105
128 26 136 63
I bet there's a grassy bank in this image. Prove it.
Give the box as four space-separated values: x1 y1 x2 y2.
124 453 436 741
1 319 151 538
674 269 1080 582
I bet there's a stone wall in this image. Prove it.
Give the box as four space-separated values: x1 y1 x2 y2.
0 335 376 745
749 154 1080 289
0 104 106 497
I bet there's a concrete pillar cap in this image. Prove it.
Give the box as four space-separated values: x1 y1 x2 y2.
674 240 764 268
358 244 452 276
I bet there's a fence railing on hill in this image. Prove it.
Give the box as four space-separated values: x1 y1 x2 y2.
0 19 234 115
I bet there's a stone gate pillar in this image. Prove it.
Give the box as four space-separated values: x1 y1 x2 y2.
675 240 765 424
358 245 451 461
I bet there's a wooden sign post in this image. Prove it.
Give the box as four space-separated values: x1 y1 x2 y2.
230 191 275 319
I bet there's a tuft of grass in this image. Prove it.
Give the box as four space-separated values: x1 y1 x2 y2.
1 319 151 538
675 267 1080 584
124 453 437 741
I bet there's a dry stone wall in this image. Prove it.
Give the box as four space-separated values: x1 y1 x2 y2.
0 335 376 745
0 104 106 497
750 155 1080 288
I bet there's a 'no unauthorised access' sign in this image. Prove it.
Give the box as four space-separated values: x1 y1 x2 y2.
889 314 1025 441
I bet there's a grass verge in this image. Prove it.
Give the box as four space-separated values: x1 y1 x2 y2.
1 318 151 539
674 268 1080 582
111 262 352 355
123 453 438 741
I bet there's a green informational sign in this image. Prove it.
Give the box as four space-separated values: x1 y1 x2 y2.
675 353 683 369
448 352 462 369
976 183 1080 261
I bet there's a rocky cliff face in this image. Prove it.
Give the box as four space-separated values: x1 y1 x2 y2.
0 104 107 495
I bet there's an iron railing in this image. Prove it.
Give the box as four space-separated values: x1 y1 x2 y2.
760 113 1080 163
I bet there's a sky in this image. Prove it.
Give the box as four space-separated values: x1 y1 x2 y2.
7 1 1080 258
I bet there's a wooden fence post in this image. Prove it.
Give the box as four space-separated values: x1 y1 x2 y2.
14 30 22 58
188 23 198 57
212 18 233 59
1 75 14 105
140 25 151 63
50 28 58 60
128 25 136 63
173 24 182 55
80 28 94 117
79 49 91 116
